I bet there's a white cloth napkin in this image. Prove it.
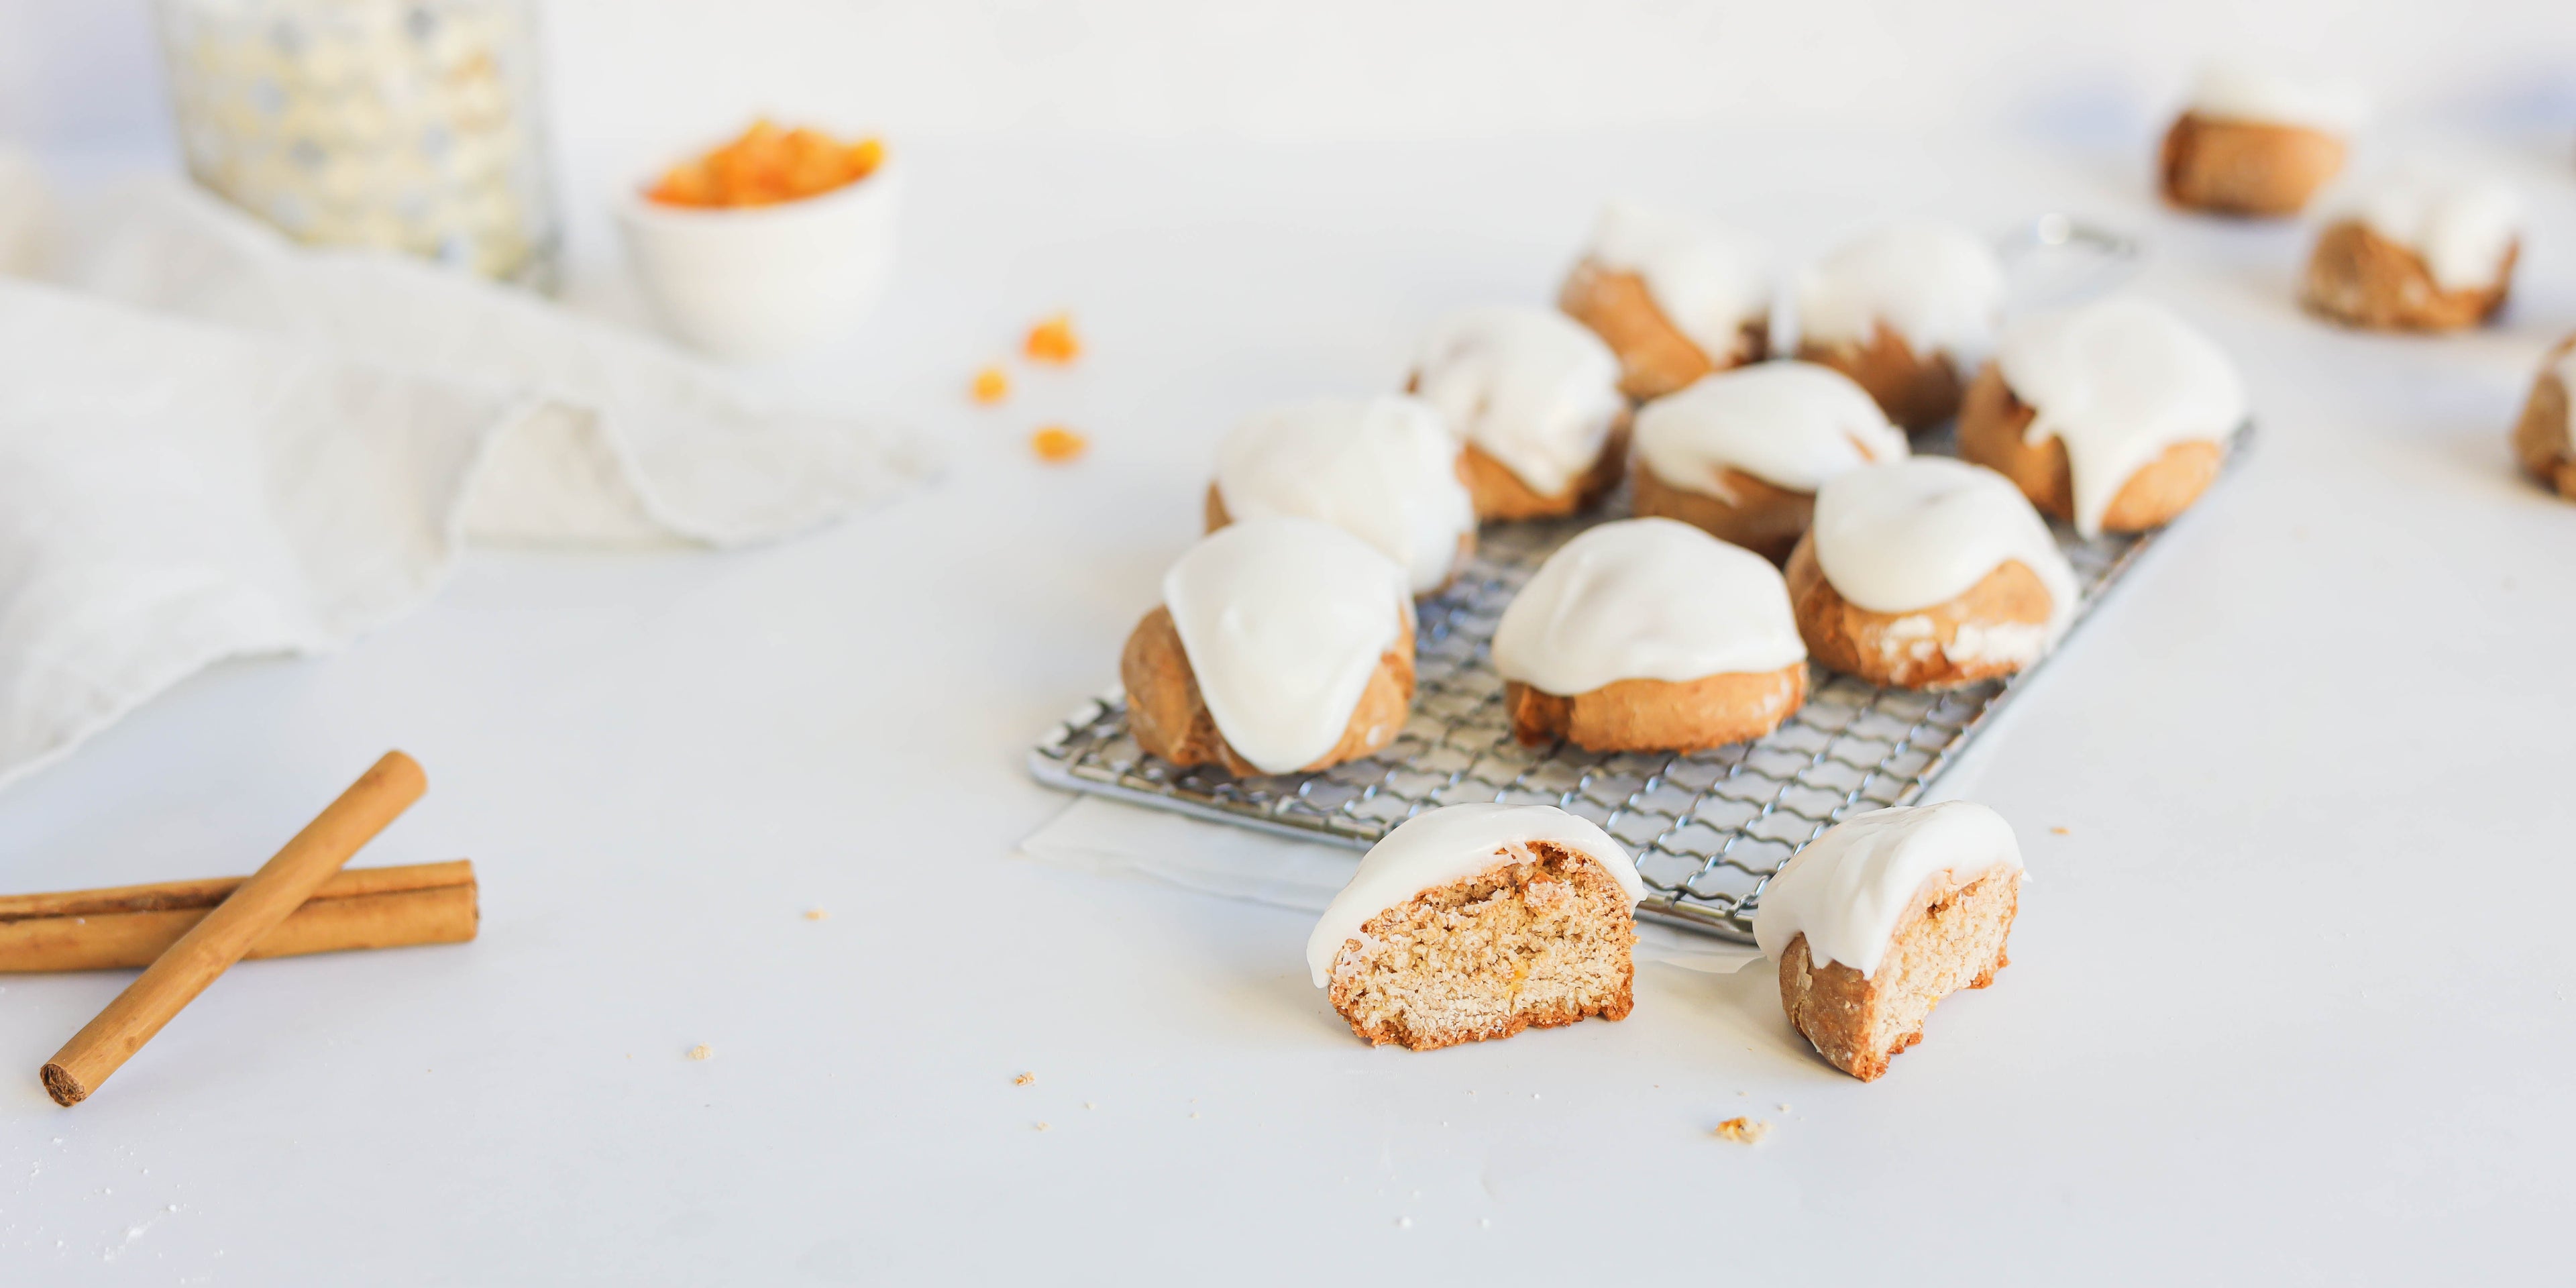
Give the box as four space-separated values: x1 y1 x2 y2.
0 167 933 790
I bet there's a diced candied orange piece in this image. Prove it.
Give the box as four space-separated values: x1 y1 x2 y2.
846 138 885 180
1030 426 1088 463
1024 313 1081 364
645 121 890 208
647 162 718 207
970 366 1010 405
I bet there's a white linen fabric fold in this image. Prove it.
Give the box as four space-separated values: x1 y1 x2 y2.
0 170 932 790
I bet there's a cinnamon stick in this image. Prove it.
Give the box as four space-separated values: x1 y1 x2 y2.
40 751 427 1107
0 861 476 973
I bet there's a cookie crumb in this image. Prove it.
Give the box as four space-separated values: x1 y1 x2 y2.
1024 313 1082 364
687 1044 712 1061
2050 826 2070 836
1031 426 1088 464
1713 1116 1768 1144
1014 1072 1035 1086
969 366 1010 405
1034 1122 1051 1132
1083 1102 1096 1110
804 908 829 921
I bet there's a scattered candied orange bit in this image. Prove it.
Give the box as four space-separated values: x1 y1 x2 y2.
970 366 1011 405
1024 313 1082 364
1030 426 1088 464
1713 1116 1768 1144
647 119 888 209
1014 1072 1036 1086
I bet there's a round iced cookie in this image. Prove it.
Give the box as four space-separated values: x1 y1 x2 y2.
1558 201 1772 400
1119 517 1415 776
1785 458 2078 690
1956 297 2244 537
2304 174 2522 331
2160 63 2363 217
1409 305 1631 521
1491 517 1809 753
1794 225 2005 429
1208 394 1475 595
1631 360 1909 562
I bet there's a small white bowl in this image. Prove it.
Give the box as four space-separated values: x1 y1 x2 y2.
616 160 902 360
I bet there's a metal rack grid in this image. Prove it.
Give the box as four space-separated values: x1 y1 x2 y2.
1027 216 2180 943
1029 426 2225 942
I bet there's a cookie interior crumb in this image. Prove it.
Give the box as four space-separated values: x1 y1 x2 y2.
1326 843 1635 1052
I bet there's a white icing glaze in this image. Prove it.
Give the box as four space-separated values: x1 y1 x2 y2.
1161 517 1413 775
1411 305 1627 498
1214 394 1474 595
1811 457 2078 647
1584 201 1772 360
2346 174 2526 293
1794 225 2005 364
1994 298 2246 538
1306 803 1644 987
2184 62 2366 133
1633 362 1909 501
1751 800 2024 979
1490 518 1806 696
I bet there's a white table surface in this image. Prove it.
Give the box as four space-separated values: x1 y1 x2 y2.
4 125 2575 1284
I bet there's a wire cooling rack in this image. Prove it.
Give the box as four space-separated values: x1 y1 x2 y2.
1030 427 2239 942
1029 217 2209 943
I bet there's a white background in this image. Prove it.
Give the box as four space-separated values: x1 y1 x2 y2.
3 1 2576 1284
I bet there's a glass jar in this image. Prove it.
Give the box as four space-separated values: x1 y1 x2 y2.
154 0 562 289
